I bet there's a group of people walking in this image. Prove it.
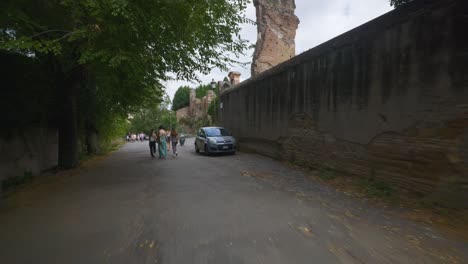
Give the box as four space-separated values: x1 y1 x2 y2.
149 126 179 159
126 132 145 142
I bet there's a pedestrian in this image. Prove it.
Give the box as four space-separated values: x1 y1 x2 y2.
149 129 157 158
170 128 179 157
166 131 171 152
158 125 167 159
180 134 186 146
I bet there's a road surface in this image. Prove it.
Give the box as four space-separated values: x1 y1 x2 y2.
0 138 467 263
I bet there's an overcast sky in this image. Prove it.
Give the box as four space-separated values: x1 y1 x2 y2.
163 0 393 102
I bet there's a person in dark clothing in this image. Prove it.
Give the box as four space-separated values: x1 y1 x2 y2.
170 128 179 157
149 129 157 158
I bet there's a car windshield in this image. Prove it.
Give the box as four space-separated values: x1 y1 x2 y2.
205 128 230 137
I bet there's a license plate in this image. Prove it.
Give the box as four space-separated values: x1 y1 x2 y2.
222 146 229 150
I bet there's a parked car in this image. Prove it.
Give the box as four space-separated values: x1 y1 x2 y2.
195 127 236 155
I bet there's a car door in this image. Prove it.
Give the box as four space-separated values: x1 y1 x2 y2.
196 129 204 150
198 129 206 151
195 129 201 149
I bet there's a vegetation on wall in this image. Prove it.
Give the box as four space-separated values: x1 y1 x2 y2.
207 97 219 125
179 116 212 132
195 84 213 99
172 83 214 112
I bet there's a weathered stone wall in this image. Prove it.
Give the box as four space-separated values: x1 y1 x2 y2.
251 0 299 76
0 127 58 191
176 107 189 121
176 89 217 133
221 0 468 207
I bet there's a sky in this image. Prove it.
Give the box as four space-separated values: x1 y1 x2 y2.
163 0 393 102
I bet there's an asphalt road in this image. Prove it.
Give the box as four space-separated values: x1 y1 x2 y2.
0 138 467 264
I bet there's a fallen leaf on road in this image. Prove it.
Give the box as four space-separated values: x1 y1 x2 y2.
288 222 315 237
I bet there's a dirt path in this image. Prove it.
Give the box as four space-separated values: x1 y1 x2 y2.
0 138 466 263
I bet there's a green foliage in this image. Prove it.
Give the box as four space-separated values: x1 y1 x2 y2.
179 115 211 131
194 115 212 130
359 178 394 197
172 86 191 111
207 97 219 124
129 106 177 134
390 0 414 7
0 0 252 166
319 168 337 181
0 0 252 81
195 84 212 99
96 114 129 146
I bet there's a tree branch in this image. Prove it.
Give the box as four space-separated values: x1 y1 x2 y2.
30 29 71 38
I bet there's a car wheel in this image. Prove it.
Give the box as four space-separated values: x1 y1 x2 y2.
204 144 210 155
195 143 200 153
230 151 236 155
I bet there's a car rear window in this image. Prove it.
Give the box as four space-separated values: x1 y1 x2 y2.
205 128 230 137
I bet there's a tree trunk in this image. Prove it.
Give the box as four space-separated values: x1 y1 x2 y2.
86 122 99 155
58 67 82 169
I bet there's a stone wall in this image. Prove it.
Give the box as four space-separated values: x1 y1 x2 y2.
176 89 217 132
0 127 58 191
220 0 468 208
176 107 189 121
251 0 299 76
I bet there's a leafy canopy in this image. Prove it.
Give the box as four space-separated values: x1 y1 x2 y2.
0 0 252 80
172 86 191 111
0 0 252 164
130 104 177 134
0 0 252 121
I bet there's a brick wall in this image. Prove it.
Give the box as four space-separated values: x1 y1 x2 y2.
220 0 468 208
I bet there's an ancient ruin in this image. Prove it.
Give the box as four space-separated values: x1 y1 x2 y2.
228 71 241 85
176 89 216 121
176 89 216 132
251 0 299 76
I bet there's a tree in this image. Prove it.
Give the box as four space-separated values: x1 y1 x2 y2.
1 0 251 168
207 97 219 124
390 0 414 7
172 86 191 111
0 51 57 130
195 84 212 99
129 107 177 135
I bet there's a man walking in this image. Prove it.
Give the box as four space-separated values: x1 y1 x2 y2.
149 129 157 158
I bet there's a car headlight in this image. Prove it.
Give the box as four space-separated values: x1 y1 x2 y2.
209 138 217 145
